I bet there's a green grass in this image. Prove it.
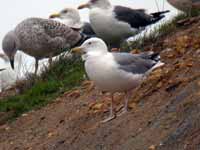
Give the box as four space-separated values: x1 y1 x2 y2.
0 54 85 120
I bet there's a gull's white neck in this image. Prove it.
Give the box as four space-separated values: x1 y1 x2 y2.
91 1 112 10
83 50 108 61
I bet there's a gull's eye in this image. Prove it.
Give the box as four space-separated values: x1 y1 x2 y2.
88 42 92 45
91 0 98 3
61 10 68 14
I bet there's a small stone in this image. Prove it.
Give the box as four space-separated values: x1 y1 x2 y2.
92 103 104 110
22 113 28 117
5 127 10 131
149 145 156 150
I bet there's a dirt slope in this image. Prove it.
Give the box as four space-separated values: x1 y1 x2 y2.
0 18 200 150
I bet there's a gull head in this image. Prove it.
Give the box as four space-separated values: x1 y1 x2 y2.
78 0 111 10
49 8 82 29
72 38 108 59
2 31 18 69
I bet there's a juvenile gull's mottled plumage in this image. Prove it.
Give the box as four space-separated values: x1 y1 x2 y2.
2 17 85 74
78 0 169 48
72 38 163 123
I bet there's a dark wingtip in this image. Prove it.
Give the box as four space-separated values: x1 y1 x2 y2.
10 59 14 70
150 10 170 18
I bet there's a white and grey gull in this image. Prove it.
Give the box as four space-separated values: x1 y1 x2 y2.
2 17 87 74
49 7 96 37
167 0 200 14
72 38 164 123
78 0 169 48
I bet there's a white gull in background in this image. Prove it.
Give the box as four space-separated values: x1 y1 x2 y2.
167 0 200 14
78 0 169 48
2 17 87 74
72 38 164 123
49 8 96 37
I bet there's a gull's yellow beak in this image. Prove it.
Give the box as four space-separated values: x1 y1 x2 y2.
71 47 83 53
49 13 61 19
78 3 90 9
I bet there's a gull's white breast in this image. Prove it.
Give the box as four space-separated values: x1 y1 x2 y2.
85 53 143 92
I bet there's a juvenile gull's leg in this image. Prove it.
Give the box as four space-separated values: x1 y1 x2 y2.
48 55 53 67
34 58 39 75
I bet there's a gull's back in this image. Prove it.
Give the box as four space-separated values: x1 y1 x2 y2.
14 18 82 59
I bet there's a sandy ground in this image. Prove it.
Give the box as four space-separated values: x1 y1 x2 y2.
0 17 200 150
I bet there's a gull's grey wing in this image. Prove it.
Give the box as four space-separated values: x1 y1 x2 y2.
112 53 156 74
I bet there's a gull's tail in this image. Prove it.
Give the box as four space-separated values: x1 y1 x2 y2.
137 51 164 75
137 51 160 62
150 10 170 23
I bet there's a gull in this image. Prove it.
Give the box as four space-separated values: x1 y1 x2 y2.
49 7 96 37
72 38 164 123
78 0 169 48
2 18 86 74
167 0 200 14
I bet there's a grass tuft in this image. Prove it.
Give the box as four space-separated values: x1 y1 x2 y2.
0 53 85 120
127 13 188 50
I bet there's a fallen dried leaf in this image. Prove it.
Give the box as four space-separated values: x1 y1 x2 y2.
130 49 141 54
81 80 95 91
47 132 54 138
10 141 14 145
92 103 104 110
5 127 10 131
186 63 193 67
128 103 137 109
22 113 28 117
64 90 81 99
149 145 156 150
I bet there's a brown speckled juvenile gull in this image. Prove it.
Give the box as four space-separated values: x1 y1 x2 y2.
2 17 85 74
